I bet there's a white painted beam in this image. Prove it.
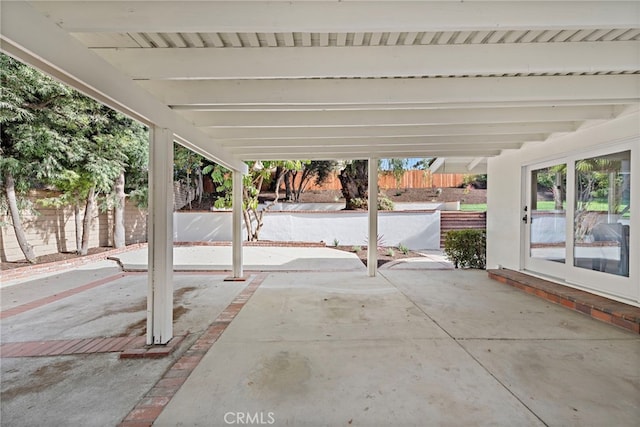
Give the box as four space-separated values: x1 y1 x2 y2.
182 106 618 127
232 170 244 278
147 127 174 345
32 1 640 33
368 158 378 277
231 142 522 155
95 42 639 79
221 134 542 149
204 122 578 140
238 149 505 162
429 158 446 173
173 99 635 112
139 75 640 106
467 157 485 171
0 1 247 174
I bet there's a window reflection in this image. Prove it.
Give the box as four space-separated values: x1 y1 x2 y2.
530 165 566 263
574 151 631 277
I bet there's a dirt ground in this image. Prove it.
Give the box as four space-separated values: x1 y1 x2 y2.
1 247 114 271
260 187 487 205
333 245 426 267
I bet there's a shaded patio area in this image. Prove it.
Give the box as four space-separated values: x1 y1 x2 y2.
1 251 638 426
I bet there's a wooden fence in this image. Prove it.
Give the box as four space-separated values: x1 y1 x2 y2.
293 171 465 191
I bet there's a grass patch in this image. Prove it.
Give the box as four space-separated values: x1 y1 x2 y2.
460 203 487 212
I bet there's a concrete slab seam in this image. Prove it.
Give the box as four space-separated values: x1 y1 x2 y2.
379 270 549 426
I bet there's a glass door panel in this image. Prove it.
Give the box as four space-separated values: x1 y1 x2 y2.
530 164 567 263
574 151 631 277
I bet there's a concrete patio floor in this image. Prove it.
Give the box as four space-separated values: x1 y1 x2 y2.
1 249 638 426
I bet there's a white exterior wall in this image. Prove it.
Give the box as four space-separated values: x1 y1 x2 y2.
174 210 441 250
487 111 640 273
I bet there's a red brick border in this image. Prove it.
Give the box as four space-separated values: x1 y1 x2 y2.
488 269 640 335
0 336 146 358
118 273 268 427
0 273 128 320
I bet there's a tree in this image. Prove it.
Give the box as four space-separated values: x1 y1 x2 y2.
337 159 397 210
205 160 306 241
287 161 337 202
385 158 408 191
338 160 370 210
114 124 148 246
174 144 204 210
0 53 76 262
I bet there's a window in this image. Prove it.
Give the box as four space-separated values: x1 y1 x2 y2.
530 164 567 263
573 151 631 277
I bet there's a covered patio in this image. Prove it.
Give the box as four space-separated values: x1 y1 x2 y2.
1 0 639 398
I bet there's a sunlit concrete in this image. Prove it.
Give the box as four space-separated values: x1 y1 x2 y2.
111 246 366 272
155 270 639 426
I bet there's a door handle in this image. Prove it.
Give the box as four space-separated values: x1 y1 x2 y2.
522 214 528 224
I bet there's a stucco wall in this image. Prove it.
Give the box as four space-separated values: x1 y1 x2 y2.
487 111 640 271
174 210 441 250
1 191 147 262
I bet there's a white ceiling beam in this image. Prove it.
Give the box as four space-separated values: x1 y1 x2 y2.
138 75 640 106
95 42 639 79
0 1 247 173
467 157 484 171
203 122 578 139
175 99 634 112
230 144 523 156
181 106 618 127
428 158 446 173
219 134 542 149
237 149 504 162
32 1 640 33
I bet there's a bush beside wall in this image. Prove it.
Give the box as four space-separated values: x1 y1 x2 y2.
443 229 486 269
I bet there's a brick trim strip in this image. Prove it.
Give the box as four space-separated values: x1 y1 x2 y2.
488 269 640 334
118 273 268 427
0 336 145 358
0 273 128 320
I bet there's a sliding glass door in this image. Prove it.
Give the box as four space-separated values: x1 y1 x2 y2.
523 143 635 302
524 161 567 279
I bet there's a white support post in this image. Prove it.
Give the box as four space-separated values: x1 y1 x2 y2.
232 170 244 278
368 157 378 277
147 127 174 345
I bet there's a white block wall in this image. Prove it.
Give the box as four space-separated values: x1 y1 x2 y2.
174 210 441 250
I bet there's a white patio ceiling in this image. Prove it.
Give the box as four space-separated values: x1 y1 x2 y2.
2 1 639 174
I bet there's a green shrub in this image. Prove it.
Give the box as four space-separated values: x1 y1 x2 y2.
349 196 394 211
443 229 486 269
352 245 362 252
398 243 409 255
333 238 340 247
378 196 394 211
386 248 395 257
